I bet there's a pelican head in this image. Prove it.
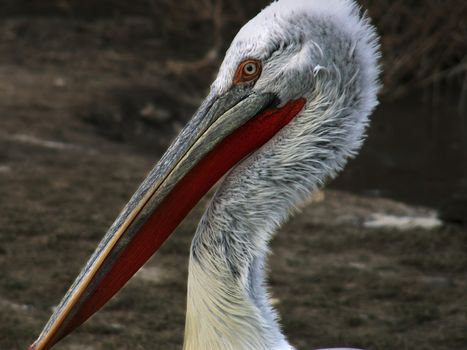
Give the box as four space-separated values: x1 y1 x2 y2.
30 0 380 349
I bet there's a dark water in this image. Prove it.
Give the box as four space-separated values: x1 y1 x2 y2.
333 92 467 222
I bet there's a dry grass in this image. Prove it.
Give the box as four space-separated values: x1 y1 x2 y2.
361 0 467 102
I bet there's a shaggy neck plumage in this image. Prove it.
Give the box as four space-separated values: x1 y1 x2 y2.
184 165 298 350
182 96 355 350
182 1 380 348
182 63 377 350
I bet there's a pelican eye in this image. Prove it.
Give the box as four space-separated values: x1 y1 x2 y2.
244 62 257 75
233 59 262 84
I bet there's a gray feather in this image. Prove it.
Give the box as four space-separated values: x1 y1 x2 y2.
184 1 381 349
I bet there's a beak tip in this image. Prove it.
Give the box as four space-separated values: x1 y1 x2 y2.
28 340 42 350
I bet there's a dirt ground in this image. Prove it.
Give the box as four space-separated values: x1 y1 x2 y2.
0 18 466 350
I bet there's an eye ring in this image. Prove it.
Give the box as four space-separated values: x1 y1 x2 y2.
233 59 262 84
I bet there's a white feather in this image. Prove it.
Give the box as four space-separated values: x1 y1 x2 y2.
184 0 381 349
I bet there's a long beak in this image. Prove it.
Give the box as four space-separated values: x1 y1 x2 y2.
29 86 306 350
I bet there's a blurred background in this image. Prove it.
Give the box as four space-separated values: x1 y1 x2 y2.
0 1 466 349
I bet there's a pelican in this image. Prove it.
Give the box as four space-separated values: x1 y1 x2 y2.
29 0 380 349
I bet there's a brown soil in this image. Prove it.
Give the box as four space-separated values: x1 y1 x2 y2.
0 18 466 350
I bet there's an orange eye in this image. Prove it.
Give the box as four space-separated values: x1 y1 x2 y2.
233 59 262 84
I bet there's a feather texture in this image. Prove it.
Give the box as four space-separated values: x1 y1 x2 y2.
184 0 381 349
